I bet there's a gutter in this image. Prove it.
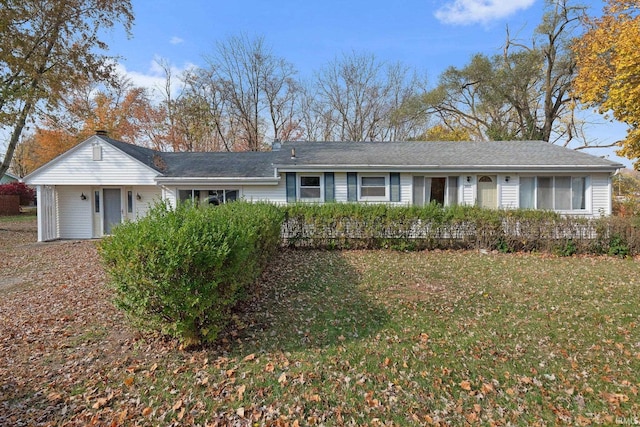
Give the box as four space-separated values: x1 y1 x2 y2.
273 164 624 173
155 176 281 186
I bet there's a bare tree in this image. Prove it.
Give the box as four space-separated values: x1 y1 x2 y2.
314 52 427 141
202 34 299 151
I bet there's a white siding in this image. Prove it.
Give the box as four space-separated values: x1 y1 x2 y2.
57 186 93 239
162 187 177 208
499 175 519 209
462 177 475 205
27 138 158 186
243 180 287 204
334 173 348 202
134 186 162 219
399 173 412 205
591 173 612 216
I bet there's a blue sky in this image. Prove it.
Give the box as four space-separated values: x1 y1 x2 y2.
104 0 633 168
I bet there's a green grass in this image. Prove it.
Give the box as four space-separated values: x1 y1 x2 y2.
0 210 37 222
97 250 640 426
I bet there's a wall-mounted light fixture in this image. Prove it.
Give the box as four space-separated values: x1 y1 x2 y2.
466 176 472 183
80 193 87 200
505 176 511 183
136 193 142 201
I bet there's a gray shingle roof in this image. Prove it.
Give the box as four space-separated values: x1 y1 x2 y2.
102 137 622 178
276 141 623 170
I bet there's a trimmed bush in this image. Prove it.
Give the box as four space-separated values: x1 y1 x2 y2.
99 201 283 346
281 203 640 255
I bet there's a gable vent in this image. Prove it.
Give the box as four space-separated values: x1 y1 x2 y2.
92 144 102 161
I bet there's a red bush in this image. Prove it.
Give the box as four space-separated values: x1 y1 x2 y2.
0 182 35 205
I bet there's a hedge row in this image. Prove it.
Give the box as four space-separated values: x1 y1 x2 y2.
99 201 283 346
281 203 640 256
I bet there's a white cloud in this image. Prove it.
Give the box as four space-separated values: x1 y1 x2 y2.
170 36 184 45
435 0 536 25
115 59 196 101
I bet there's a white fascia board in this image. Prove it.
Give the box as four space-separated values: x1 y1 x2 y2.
155 176 281 186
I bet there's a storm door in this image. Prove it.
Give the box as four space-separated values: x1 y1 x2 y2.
103 188 122 234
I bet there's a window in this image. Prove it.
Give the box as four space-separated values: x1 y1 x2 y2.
519 176 587 211
447 176 459 206
94 191 100 213
519 177 535 209
299 176 321 201
360 176 386 199
178 189 240 205
127 191 133 213
429 177 446 205
414 176 459 206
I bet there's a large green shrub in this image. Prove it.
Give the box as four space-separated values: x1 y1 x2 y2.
99 201 283 346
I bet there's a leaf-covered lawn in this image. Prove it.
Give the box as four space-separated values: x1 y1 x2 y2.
1 219 639 425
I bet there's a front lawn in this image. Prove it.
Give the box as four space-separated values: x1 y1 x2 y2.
1 239 639 425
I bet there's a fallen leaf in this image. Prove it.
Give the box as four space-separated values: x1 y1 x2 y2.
278 372 287 384
237 384 246 399
92 398 108 409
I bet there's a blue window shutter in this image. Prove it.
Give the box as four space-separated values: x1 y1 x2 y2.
324 172 335 202
390 173 401 202
286 172 296 203
347 172 357 201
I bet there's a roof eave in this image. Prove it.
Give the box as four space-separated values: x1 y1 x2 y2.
155 176 281 186
274 164 623 173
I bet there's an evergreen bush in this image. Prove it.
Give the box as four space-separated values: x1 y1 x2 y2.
99 201 283 346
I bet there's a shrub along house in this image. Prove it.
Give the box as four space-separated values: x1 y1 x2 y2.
24 132 622 242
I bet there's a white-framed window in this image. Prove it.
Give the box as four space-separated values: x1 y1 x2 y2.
359 175 387 201
298 175 322 201
519 176 587 211
178 189 239 205
413 176 460 206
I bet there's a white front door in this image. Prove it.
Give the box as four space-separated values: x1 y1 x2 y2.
477 175 497 209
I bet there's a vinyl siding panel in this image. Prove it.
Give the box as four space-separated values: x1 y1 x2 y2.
462 178 475 205
499 175 519 209
242 180 287 204
27 139 158 186
57 186 93 239
399 173 412 205
134 187 162 219
334 173 348 202
591 173 611 216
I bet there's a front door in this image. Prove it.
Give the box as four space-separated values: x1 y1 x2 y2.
103 188 122 234
477 175 497 209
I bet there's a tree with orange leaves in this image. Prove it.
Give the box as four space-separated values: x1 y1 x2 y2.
573 0 640 168
14 77 164 174
0 0 134 178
